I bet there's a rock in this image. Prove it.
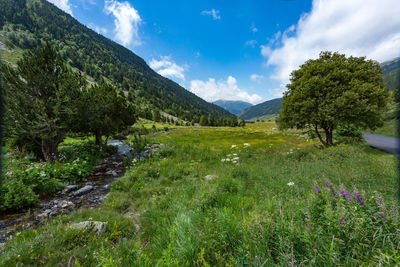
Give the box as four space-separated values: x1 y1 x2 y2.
69 221 108 235
72 185 94 196
60 200 75 209
103 184 110 189
204 175 218 180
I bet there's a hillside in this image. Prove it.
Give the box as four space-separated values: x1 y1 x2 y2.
213 100 253 115
0 0 231 120
381 57 400 91
238 97 283 120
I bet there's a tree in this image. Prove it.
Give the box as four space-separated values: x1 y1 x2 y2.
279 51 388 146
2 43 85 160
199 115 208 126
76 84 136 148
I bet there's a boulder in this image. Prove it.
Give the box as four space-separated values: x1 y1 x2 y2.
69 221 108 235
204 175 218 180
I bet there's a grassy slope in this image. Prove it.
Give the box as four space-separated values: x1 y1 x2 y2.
1 123 399 265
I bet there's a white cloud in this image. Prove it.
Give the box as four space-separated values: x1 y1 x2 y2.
47 0 73 15
263 0 400 86
245 40 258 48
149 56 187 81
201 9 221 20
190 76 263 104
88 23 108 35
250 23 258 33
250 74 265 83
104 0 142 46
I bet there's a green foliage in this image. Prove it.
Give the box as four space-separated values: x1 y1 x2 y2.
2 42 86 160
336 124 363 144
75 83 136 148
1 179 39 210
279 51 389 146
126 134 147 159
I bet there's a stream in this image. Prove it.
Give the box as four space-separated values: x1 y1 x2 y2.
0 140 163 245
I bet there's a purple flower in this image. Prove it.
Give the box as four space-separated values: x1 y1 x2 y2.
325 181 330 188
378 212 388 220
306 225 310 232
315 186 321 193
354 194 365 205
338 216 346 225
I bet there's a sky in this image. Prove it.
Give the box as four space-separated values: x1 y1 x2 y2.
47 0 400 105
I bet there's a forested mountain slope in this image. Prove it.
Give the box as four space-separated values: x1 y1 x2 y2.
0 0 231 120
381 57 400 91
238 98 283 120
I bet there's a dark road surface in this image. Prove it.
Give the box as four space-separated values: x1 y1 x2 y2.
363 133 400 157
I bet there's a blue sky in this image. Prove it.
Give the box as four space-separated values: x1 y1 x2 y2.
49 0 400 104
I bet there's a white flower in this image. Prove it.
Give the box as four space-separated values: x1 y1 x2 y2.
231 145 237 148
232 157 239 160
287 182 295 186
232 160 238 164
221 159 226 162
243 143 250 146
226 158 231 161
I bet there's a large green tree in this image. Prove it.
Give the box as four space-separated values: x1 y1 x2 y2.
75 83 136 148
2 43 85 160
279 51 388 146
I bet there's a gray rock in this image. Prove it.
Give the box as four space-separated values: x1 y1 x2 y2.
69 221 108 235
73 185 94 196
61 200 75 209
204 175 218 180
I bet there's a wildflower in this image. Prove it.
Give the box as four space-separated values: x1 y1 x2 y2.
221 159 226 162
287 182 295 186
231 145 237 148
314 186 321 193
306 225 310 232
243 143 250 147
324 181 330 188
354 193 365 205
232 157 239 160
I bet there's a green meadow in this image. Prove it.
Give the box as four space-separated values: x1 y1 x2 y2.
1 123 399 266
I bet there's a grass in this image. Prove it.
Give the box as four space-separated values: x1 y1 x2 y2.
365 118 398 138
1 123 399 266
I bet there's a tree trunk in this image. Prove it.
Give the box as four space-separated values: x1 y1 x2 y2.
324 128 333 146
95 130 103 149
314 124 327 146
41 138 60 161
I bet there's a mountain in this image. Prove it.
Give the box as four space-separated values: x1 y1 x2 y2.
238 98 283 120
212 100 253 115
381 57 400 91
0 0 232 120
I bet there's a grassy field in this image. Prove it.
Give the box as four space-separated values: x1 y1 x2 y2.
1 123 399 266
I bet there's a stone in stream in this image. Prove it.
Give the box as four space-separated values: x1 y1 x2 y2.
72 185 94 196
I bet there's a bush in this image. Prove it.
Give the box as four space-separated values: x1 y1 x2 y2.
336 124 363 144
1 180 39 210
127 135 148 159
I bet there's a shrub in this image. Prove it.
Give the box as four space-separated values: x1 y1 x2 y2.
1 180 39 210
336 124 363 144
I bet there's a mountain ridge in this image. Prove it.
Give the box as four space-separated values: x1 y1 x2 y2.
212 100 253 115
0 0 232 120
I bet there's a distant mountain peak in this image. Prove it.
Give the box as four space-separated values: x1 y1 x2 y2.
213 100 253 115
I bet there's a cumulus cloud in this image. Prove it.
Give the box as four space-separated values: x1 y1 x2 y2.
149 56 187 81
263 0 400 85
201 9 221 20
47 0 73 15
104 0 141 46
250 74 265 83
190 76 263 104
